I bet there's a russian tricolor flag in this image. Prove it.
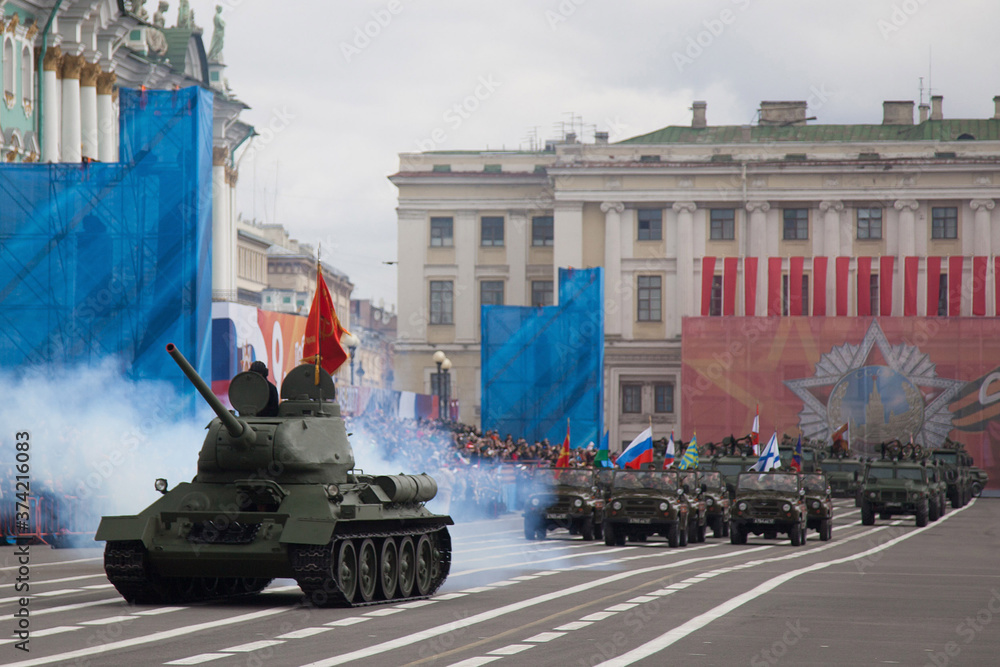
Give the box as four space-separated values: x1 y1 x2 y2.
662 431 676 469
618 427 653 469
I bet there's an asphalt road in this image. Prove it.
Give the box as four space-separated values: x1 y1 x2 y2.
1 498 998 667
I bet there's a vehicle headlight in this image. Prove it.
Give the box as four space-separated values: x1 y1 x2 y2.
659 502 669 511
811 500 820 509
868 491 877 499
573 498 583 508
782 503 791 512
612 500 622 511
737 501 748 512
705 497 714 506
531 497 540 507
154 478 168 494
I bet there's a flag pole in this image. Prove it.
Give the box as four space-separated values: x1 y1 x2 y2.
314 255 322 385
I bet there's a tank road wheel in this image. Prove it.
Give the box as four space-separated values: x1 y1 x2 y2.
580 517 595 541
818 519 832 542
378 539 399 600
915 499 929 527
415 535 434 596
861 499 875 526
357 539 378 603
336 539 359 602
397 536 416 597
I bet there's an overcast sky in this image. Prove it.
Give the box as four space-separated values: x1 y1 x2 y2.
188 0 1000 309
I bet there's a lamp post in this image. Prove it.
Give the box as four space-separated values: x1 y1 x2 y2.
343 332 360 385
432 350 452 421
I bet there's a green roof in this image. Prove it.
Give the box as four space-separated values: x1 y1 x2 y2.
619 119 1000 145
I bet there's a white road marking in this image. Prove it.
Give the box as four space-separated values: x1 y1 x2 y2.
446 658 501 667
449 545 636 576
487 644 533 655
31 626 82 638
524 631 566 642
395 600 436 609
580 611 617 621
605 603 638 612
324 617 369 627
554 621 593 631
602 500 976 666
432 593 468 600
164 654 230 665
277 627 334 639
134 607 184 616
34 598 120 617
78 615 137 625
36 589 82 597
363 608 403 617
222 639 286 652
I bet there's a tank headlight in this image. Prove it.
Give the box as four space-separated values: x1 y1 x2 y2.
531 497 541 507
326 484 340 498
737 501 748 512
612 500 622 511
573 498 583 508
659 502 669 512
782 503 791 512
154 478 168 494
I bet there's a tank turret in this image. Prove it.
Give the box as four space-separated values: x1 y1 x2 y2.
96 345 452 607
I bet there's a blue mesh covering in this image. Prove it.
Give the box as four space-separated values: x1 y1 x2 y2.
0 87 213 393
482 268 604 447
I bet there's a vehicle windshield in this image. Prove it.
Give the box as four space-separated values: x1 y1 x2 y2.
932 452 957 465
866 466 894 480
737 473 799 492
613 471 679 492
700 471 724 490
801 474 828 493
679 472 699 488
532 469 593 489
821 462 859 473
713 463 747 476
896 468 926 482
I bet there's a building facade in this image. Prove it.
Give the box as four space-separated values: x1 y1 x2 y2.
391 96 1000 448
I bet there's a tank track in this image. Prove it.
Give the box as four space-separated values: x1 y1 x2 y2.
104 540 272 604
290 522 452 608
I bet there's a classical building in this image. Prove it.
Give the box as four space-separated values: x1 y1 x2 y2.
391 95 1000 448
349 298 397 391
0 0 250 303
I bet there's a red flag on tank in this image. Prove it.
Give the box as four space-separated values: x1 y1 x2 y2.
302 265 349 374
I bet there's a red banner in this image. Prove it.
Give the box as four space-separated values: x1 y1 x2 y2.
789 257 804 316
836 257 850 316
880 256 894 316
813 257 827 316
996 257 1000 317
927 256 941 316
857 257 872 317
904 257 919 316
744 257 758 316
949 256 964 317
723 257 738 316
973 256 988 316
701 256 716 316
768 257 782 316
682 317 1000 492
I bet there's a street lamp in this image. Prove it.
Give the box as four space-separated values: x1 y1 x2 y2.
432 350 452 421
342 332 360 385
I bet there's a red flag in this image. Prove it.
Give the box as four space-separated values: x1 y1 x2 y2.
751 404 760 455
302 265 349 375
555 421 571 467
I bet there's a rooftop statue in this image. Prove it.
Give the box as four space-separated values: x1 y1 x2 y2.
130 0 149 22
207 5 225 63
153 1 168 29
177 0 193 29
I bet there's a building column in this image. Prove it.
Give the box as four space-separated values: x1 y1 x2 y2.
553 202 583 305
820 201 843 316
746 201 770 316
226 165 239 302
60 54 85 163
454 210 476 343
673 201 696 317
970 199 995 257
96 71 116 162
79 62 100 161
602 201 624 334
894 199 918 258
508 210 527 306
211 146 234 301
41 46 62 163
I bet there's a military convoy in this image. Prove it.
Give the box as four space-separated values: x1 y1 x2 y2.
602 470 692 547
730 471 809 546
96 345 453 606
522 468 605 540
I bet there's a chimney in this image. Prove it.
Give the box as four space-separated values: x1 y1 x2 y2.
931 95 943 120
692 101 707 128
594 131 609 144
759 101 808 126
994 96 1000 119
919 103 930 123
565 132 577 143
882 101 914 125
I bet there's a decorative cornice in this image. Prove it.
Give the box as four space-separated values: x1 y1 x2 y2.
212 146 228 166
672 201 696 214
745 200 770 213
25 22 38 41
96 71 116 95
893 199 919 212
42 45 62 73
80 62 101 87
600 201 625 214
60 54 85 80
969 199 995 212
4 13 19 34
819 200 844 213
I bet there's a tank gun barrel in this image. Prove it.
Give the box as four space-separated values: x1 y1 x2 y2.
166 343 256 445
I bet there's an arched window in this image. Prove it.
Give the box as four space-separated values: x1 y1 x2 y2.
21 45 32 107
2 38 15 104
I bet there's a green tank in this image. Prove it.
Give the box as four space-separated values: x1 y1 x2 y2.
95 344 453 606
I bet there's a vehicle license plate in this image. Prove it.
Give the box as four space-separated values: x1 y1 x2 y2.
547 513 567 519
629 518 651 524
755 518 775 524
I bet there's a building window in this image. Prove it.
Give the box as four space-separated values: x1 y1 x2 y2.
932 207 958 239
857 208 882 240
654 383 674 413
480 280 504 307
532 215 554 246
783 209 809 240
938 274 948 316
481 216 504 246
637 209 662 241
20 46 32 105
531 280 553 307
709 275 723 316
282 296 291 304
781 274 810 316
637 275 661 321
621 385 642 414
2 38 14 100
430 217 453 247
430 280 454 324
710 209 735 240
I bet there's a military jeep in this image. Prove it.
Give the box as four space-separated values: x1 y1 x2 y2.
928 447 975 508
818 458 863 504
678 470 708 543
523 468 605 541
603 470 690 547
860 460 934 527
800 473 833 541
730 471 807 546
697 470 731 537
708 455 758 499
